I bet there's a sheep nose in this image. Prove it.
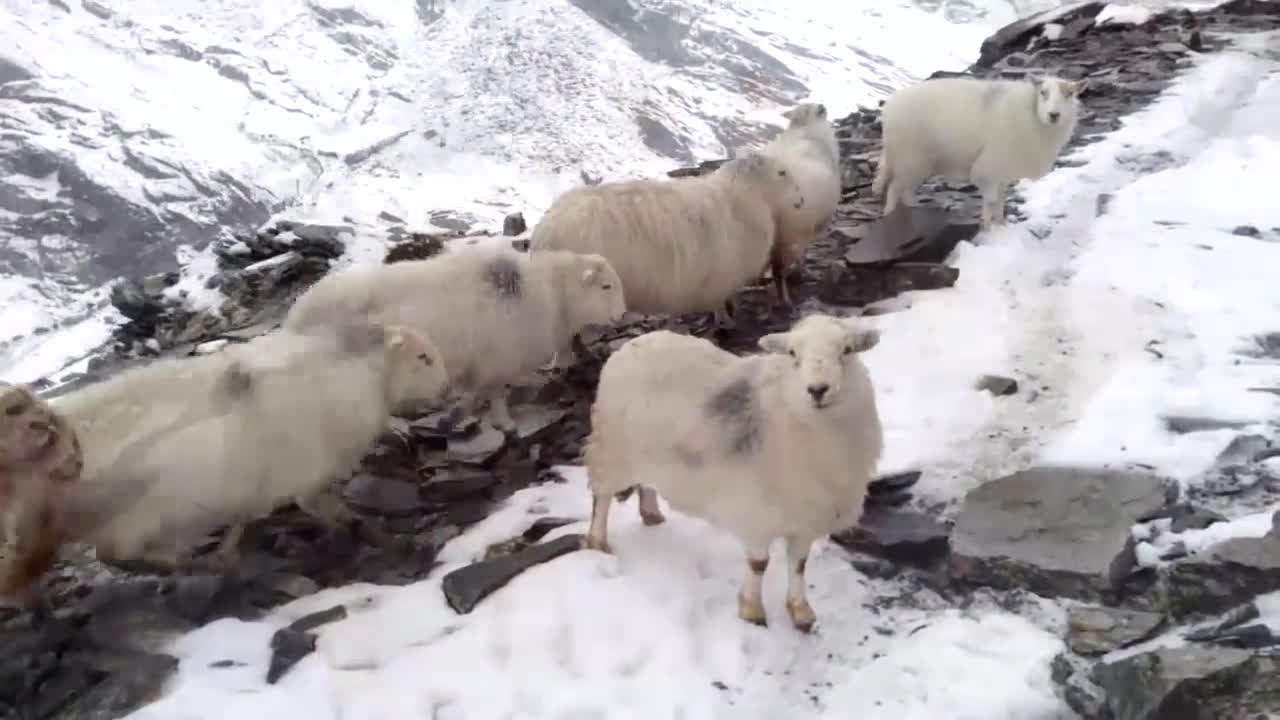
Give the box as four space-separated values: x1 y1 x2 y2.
1048 111 1060 123
807 383 829 402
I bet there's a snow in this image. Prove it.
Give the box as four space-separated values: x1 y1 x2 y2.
114 25 1280 720
1095 4 1157 27
1134 505 1278 567
128 468 1070 720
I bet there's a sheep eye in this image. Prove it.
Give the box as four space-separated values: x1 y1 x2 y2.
787 349 797 358
777 169 787 177
418 353 434 366
601 283 612 290
4 402 25 416
842 345 854 356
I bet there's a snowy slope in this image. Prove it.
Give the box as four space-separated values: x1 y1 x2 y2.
122 30 1280 720
0 0 1000 382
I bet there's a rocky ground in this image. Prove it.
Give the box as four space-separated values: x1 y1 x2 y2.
5 2 1280 719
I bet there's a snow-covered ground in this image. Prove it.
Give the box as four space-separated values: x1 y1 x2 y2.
119 25 1280 720
0 0 999 383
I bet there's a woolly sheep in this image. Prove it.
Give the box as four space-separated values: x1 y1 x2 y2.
872 75 1083 229
61 322 448 571
584 313 883 631
0 384 82 603
758 102 842 306
527 152 805 326
283 247 626 430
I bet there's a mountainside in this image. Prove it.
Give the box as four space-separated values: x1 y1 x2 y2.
0 0 999 378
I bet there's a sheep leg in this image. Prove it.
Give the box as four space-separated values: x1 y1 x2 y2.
479 387 517 432
737 542 770 627
296 487 355 530
770 249 792 307
636 485 666 526
979 180 1008 230
214 521 246 570
783 534 818 633
586 491 613 553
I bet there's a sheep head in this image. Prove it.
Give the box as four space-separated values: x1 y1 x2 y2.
1033 76 1084 127
758 315 879 412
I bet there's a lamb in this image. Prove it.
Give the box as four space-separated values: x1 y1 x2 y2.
583 313 884 631
757 102 842 306
283 247 627 430
60 321 448 571
872 75 1083 229
0 383 82 602
527 152 805 326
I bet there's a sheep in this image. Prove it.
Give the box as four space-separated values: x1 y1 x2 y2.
872 75 1083 229
0 383 82 603
527 152 805 328
757 102 842 306
583 313 883 631
283 247 626 431
60 321 448 571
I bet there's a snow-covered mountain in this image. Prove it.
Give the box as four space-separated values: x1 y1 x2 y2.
0 0 1013 382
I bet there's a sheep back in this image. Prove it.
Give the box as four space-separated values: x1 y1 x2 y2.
585 326 882 546
529 154 796 316
284 248 624 394
79 323 439 560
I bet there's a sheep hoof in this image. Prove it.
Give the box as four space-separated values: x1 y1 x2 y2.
640 509 666 526
786 597 817 633
585 535 612 554
737 593 768 627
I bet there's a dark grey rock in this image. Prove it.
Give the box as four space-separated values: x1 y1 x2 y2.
842 204 978 265
1092 645 1258 720
1183 601 1260 642
503 212 527 236
831 507 950 568
1194 622 1279 649
81 0 113 19
266 627 317 684
1232 224 1261 237
949 467 1174 600
975 2 1106 68
1050 651 1111 719
343 472 425 516
447 425 507 465
1161 528 1280 617
976 374 1019 396
288 605 348 634
819 262 959 307
1066 605 1165 655
442 533 585 614
1162 415 1254 434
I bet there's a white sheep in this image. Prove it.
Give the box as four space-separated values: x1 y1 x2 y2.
0 383 82 603
283 247 627 430
527 152 805 327
584 313 884 631
758 102 842 306
58 322 448 570
872 75 1083 229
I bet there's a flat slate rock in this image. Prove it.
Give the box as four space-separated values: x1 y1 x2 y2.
949 467 1174 600
831 507 950 569
1092 645 1279 720
1066 605 1165 656
1161 515 1280 617
441 533 585 614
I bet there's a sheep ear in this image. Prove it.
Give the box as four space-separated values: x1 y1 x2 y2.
816 103 827 118
851 328 881 353
781 106 798 121
758 332 789 354
1061 78 1085 97
581 266 600 285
